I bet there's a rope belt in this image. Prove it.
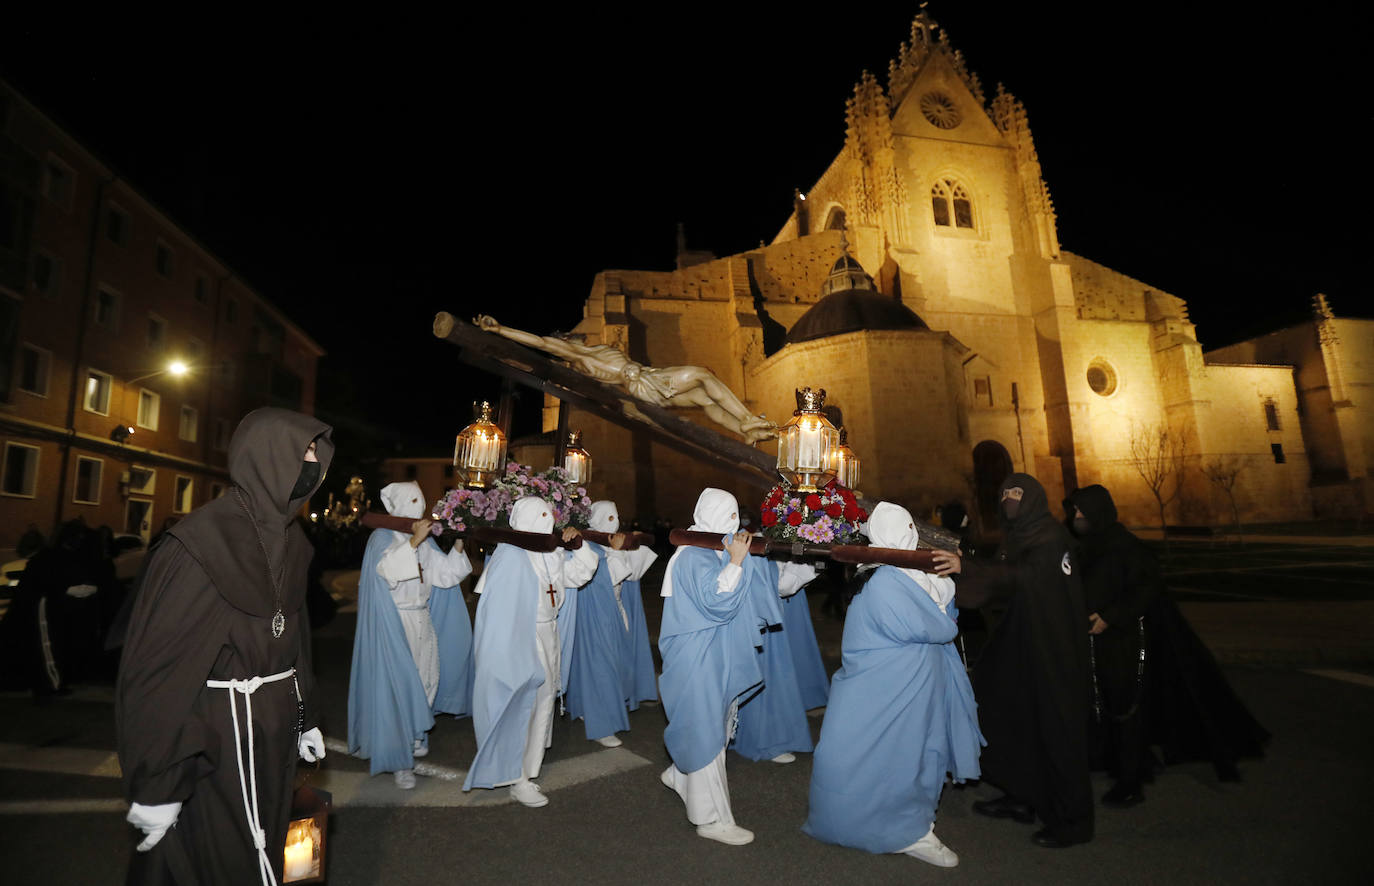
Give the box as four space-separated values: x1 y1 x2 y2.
206 668 297 886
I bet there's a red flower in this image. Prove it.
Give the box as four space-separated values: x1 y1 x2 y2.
843 503 861 522
787 511 804 526
825 502 844 518
840 487 857 504
805 493 823 510
857 508 868 523
761 510 778 527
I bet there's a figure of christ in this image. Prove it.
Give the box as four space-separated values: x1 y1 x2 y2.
474 314 776 444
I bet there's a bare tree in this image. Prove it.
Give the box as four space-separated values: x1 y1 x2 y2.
1128 420 1188 554
1201 454 1250 543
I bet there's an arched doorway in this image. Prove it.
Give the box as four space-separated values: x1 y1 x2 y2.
972 440 1013 534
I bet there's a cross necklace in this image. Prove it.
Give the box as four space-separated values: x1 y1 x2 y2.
233 487 288 639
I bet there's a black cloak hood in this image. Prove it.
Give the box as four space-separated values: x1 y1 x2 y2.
1000 472 1067 560
1065 485 1118 533
166 408 333 617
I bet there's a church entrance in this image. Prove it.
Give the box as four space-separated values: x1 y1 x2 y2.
972 440 1013 535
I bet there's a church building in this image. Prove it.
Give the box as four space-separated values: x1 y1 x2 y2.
544 10 1367 532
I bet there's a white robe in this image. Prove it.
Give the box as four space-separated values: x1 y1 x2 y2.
377 537 473 705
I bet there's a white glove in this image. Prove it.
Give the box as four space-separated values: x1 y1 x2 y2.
299 727 326 762
127 801 182 852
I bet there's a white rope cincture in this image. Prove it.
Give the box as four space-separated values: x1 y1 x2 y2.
206 668 295 886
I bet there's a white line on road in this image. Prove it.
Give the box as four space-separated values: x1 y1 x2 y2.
0 739 656 813
1302 669 1374 688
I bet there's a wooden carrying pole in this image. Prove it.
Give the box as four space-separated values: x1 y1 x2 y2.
360 512 653 551
667 528 941 573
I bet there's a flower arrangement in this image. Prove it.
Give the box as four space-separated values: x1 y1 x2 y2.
759 479 867 544
433 461 592 532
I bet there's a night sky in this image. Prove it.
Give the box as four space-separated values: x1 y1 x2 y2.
4 6 1367 469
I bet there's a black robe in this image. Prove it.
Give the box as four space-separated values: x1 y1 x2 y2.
117 408 333 886
956 473 1094 842
1067 485 1162 782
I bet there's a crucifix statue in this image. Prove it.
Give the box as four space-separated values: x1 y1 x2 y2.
474 315 777 445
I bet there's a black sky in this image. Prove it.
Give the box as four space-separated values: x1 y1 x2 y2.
4 5 1368 461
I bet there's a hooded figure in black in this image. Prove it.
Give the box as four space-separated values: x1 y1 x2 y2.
1068 484 1268 786
1066 485 1160 806
939 472 1094 848
117 408 333 886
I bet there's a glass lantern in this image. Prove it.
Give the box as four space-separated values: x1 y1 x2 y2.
832 427 862 492
283 784 330 883
453 401 507 489
562 430 592 486
776 387 840 492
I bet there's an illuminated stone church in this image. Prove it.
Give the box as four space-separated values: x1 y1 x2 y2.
545 10 1369 531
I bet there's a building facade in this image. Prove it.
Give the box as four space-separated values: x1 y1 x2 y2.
1 81 324 555
548 11 1355 531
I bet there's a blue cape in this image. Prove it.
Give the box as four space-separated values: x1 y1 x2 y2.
803 565 984 853
464 544 581 789
429 578 474 718
347 530 437 776
658 545 766 773
620 575 659 709
781 586 830 710
732 556 815 760
566 543 630 740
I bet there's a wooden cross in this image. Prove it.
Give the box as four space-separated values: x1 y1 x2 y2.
546 584 558 608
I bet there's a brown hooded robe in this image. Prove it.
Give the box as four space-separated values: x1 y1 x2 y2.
117 408 333 885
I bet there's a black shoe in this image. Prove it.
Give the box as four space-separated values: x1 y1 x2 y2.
1031 828 1088 848
1102 782 1145 808
973 796 1036 824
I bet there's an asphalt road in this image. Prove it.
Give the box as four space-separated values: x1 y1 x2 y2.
2 589 1371 885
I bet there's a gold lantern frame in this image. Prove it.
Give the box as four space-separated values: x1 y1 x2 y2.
453 400 507 489
832 427 862 493
562 429 592 486
776 387 840 493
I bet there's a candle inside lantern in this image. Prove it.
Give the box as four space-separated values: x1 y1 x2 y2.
283 826 314 880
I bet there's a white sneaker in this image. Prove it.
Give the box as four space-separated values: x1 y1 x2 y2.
412 739 428 758
696 822 755 846
509 780 549 808
901 829 959 868
595 735 623 748
393 769 416 790
770 752 796 764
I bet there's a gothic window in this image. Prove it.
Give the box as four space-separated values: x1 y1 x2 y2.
1263 400 1280 431
824 207 847 231
931 179 974 229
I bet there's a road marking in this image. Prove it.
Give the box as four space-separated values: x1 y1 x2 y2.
1302 669 1374 689
0 739 655 813
0 742 122 778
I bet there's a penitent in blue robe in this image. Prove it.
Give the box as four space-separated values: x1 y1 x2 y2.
781 586 830 711
732 557 815 761
566 542 630 741
429 581 474 719
463 544 581 790
348 530 436 776
803 565 984 854
620 575 659 710
658 546 766 774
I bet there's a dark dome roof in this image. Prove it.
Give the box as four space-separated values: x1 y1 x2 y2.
785 290 928 344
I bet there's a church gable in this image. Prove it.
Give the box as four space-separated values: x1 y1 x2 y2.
889 50 1003 147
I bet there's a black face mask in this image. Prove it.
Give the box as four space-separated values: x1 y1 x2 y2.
1002 499 1020 521
1072 515 1090 535
291 461 321 501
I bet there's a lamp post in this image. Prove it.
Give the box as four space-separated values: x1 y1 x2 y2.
776 387 840 492
454 400 508 489
110 359 191 444
561 430 592 485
